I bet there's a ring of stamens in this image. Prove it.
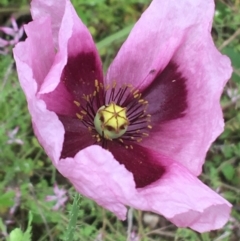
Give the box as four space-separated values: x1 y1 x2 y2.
73 80 152 147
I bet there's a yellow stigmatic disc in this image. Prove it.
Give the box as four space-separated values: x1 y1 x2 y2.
94 102 129 139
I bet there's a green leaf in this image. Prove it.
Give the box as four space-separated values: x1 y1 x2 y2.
8 212 33 241
221 164 235 181
0 191 14 207
22 211 33 241
63 193 81 241
222 47 240 83
96 24 134 50
225 113 240 133
9 228 24 241
0 218 7 236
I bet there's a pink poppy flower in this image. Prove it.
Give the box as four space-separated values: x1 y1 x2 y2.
13 0 232 232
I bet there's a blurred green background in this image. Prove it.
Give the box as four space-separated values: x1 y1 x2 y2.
0 0 240 240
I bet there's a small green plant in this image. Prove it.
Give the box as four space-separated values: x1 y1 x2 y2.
8 212 33 241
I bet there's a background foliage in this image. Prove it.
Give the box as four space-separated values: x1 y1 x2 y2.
0 0 240 240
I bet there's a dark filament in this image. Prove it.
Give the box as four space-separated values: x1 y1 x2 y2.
74 82 151 149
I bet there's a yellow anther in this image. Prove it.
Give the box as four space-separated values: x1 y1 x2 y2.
113 80 117 88
133 89 139 95
96 134 101 142
95 79 99 87
95 79 100 92
76 113 83 120
147 125 152 129
134 94 140 99
82 95 89 101
81 110 87 115
105 84 110 91
74 101 80 107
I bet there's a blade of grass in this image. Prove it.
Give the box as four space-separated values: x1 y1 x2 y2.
64 193 81 241
96 24 134 50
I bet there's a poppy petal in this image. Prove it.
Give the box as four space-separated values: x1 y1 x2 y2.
58 145 231 232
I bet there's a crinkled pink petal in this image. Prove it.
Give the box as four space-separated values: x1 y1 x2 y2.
58 146 231 232
18 16 55 89
30 99 64 166
13 0 102 163
13 51 64 165
141 50 231 175
107 0 232 175
31 0 66 48
13 16 64 165
31 0 102 96
30 0 67 95
138 163 231 232
30 0 103 119
106 0 214 89
57 145 140 219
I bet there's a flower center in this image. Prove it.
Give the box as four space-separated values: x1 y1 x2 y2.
94 102 129 139
73 80 152 146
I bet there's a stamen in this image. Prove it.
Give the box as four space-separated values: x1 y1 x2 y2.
133 89 139 95
81 110 87 115
74 101 80 107
74 81 151 146
76 113 83 120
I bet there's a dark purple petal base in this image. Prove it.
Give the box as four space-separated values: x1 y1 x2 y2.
108 141 166 188
143 62 188 124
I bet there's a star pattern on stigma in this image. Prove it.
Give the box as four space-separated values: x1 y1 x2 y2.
93 102 129 140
